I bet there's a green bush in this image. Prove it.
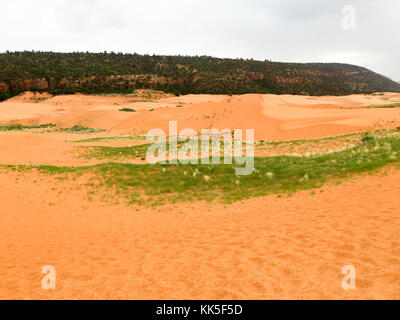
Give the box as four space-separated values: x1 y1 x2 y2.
361 134 375 142
119 108 136 112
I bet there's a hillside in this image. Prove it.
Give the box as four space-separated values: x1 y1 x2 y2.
1 51 399 101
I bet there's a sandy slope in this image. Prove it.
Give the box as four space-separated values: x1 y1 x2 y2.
0 91 399 300
0 168 399 299
1 92 400 140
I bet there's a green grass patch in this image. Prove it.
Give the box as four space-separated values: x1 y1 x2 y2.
361 134 375 142
256 129 393 147
79 138 237 160
0 123 56 131
0 123 105 134
9 134 400 206
80 143 151 160
71 135 146 143
56 125 105 134
354 103 400 109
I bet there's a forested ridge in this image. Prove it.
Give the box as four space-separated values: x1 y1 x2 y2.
1 51 399 100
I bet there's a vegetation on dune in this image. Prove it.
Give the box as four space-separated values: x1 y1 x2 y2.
6 133 400 206
76 129 397 160
0 123 56 131
361 134 375 142
56 125 105 134
79 137 245 161
0 51 399 101
71 135 146 143
255 130 385 147
81 143 152 160
118 108 136 112
0 123 104 133
354 103 400 109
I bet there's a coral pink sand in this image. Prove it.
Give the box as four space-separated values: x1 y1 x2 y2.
0 169 399 299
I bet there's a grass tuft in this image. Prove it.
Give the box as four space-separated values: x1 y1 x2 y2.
361 134 375 142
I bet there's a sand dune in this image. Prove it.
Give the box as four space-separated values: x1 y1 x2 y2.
1 91 399 300
2 92 399 141
0 168 399 299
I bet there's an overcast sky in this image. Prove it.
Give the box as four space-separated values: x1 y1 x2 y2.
1 0 399 81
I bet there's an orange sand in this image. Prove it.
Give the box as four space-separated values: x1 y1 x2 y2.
0 92 399 299
2 92 400 140
0 169 399 299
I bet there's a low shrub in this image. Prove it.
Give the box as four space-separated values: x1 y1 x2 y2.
119 108 136 112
